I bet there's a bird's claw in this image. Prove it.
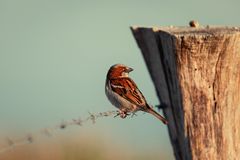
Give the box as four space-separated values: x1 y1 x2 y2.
114 111 130 119
114 111 137 118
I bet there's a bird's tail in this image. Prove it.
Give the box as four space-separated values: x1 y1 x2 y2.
146 104 168 125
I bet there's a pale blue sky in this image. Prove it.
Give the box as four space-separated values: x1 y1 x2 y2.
0 0 239 159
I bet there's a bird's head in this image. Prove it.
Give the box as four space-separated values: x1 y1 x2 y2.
107 64 133 79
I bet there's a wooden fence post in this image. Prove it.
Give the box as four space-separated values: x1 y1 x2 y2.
131 26 240 160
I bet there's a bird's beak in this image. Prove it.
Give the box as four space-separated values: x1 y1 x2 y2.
126 67 133 72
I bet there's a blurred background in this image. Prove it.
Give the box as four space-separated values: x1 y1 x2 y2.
0 0 239 159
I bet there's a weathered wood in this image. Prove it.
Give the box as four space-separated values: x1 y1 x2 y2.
131 26 240 160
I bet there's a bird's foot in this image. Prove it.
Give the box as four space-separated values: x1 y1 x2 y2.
114 110 138 118
114 110 130 119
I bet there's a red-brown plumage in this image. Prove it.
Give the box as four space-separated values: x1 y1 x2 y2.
110 78 146 106
105 64 168 124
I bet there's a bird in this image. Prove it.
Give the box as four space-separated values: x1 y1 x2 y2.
105 64 168 125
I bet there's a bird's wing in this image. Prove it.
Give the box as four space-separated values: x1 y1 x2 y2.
110 77 146 106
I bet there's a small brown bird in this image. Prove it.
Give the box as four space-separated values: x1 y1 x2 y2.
105 64 168 125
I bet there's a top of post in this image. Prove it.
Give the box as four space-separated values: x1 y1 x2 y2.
131 20 240 37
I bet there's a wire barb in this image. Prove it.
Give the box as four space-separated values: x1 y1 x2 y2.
73 118 83 126
60 121 67 129
0 109 139 155
26 134 33 143
88 112 96 124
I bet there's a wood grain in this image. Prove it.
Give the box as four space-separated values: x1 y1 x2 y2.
131 26 240 160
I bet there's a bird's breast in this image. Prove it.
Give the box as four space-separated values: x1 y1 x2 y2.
105 81 136 112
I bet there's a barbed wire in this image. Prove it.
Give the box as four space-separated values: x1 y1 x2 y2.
0 105 162 155
0 110 120 155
